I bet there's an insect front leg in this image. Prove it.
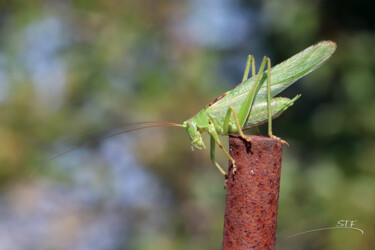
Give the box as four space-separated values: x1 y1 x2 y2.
210 135 227 177
265 57 288 145
208 123 236 176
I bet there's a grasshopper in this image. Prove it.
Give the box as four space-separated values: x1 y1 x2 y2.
180 40 336 177
34 41 336 178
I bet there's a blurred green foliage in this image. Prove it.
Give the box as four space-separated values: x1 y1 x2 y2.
0 0 374 249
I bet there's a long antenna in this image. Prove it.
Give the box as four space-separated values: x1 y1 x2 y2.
70 121 181 139
30 123 182 177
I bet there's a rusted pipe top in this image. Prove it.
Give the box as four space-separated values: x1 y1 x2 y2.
222 135 283 250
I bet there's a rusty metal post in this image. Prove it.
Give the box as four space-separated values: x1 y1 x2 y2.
222 135 283 250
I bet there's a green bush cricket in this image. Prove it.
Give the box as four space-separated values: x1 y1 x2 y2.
33 41 336 179
180 40 336 177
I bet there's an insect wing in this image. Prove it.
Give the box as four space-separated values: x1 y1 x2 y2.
255 40 336 100
206 41 336 119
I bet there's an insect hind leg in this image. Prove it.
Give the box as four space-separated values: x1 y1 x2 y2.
242 55 256 82
265 57 289 146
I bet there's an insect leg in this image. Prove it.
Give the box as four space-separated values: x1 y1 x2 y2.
250 56 261 134
251 55 256 77
267 58 272 137
241 55 256 82
266 57 288 145
222 108 232 134
208 123 236 175
237 56 268 127
242 55 254 82
222 106 251 142
210 135 228 177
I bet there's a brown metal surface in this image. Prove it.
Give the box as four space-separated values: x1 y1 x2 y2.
222 135 283 250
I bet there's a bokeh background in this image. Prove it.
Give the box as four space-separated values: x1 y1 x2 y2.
0 0 374 249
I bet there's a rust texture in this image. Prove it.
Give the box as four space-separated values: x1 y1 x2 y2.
222 135 283 250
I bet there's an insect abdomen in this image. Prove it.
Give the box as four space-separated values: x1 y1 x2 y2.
244 95 300 128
